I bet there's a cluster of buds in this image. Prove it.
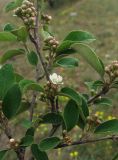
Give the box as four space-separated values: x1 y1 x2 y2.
9 138 19 149
39 82 57 102
14 0 37 28
39 92 48 102
62 130 72 145
105 61 118 80
44 36 59 51
87 115 102 128
39 73 63 102
41 14 52 24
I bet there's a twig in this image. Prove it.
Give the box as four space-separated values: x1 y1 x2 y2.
88 84 110 104
55 135 118 149
29 0 50 81
0 111 25 160
29 0 48 121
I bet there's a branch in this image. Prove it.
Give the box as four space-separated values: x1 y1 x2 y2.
0 111 25 160
56 135 118 149
88 84 110 104
29 0 50 82
29 0 47 121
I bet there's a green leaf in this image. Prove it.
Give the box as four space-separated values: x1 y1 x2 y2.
112 153 118 160
19 79 34 89
5 1 16 12
78 96 89 129
57 40 104 77
0 64 15 100
0 49 25 64
15 0 24 6
26 127 35 136
16 101 30 115
39 137 61 151
0 150 8 160
3 23 15 32
81 96 89 117
42 113 63 125
27 51 38 66
56 48 77 57
54 57 79 68
59 87 82 105
59 87 85 122
78 117 85 130
20 135 33 147
94 97 112 106
111 81 118 89
14 73 24 83
41 30 51 40
41 25 53 40
2 84 22 119
94 119 118 134
12 27 28 42
5 0 23 12
21 119 32 129
64 30 95 43
31 144 49 160
64 99 79 131
19 79 44 93
57 41 76 54
0 32 17 41
75 44 104 77
93 80 104 88
57 30 95 53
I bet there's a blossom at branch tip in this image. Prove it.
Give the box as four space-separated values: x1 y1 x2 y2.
49 73 63 85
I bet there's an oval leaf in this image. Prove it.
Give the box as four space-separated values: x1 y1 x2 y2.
12 26 28 42
54 57 79 68
39 137 61 151
0 32 17 41
75 43 104 77
16 102 30 115
94 97 112 106
64 30 95 43
0 150 8 160
20 135 34 147
2 84 22 119
5 1 16 12
0 49 25 64
27 51 38 66
19 79 44 93
3 23 15 32
59 87 86 122
57 30 95 53
64 99 79 131
31 144 49 160
94 119 118 134
0 64 15 100
42 113 63 125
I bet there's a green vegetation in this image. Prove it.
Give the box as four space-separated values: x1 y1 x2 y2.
0 0 118 160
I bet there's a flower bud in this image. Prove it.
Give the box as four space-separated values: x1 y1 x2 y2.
21 4 27 9
52 45 57 49
47 15 52 21
14 7 22 16
23 0 31 5
49 39 54 45
26 8 32 14
55 40 59 45
10 138 15 143
24 18 29 25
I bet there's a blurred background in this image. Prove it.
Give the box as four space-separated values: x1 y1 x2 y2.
0 0 118 159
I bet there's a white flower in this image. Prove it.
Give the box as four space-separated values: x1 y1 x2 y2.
49 73 63 85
